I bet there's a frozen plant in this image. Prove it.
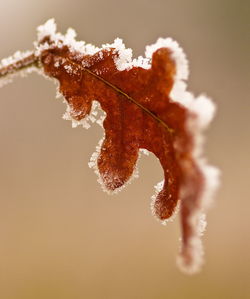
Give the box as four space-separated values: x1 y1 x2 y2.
0 19 220 274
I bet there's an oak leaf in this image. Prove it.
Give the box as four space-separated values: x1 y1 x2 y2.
0 19 220 274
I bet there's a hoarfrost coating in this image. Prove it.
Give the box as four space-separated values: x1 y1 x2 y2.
0 19 220 274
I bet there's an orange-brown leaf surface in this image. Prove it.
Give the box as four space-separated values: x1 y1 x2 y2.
41 44 192 218
0 20 220 273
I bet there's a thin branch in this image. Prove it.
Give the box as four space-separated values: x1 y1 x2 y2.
0 53 39 78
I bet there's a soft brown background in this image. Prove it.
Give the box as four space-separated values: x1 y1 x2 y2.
0 0 249 298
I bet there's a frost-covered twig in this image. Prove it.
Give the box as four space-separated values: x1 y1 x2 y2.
0 52 39 78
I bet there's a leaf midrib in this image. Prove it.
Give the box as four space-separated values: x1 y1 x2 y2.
0 52 174 135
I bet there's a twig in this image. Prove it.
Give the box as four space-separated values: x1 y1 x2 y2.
0 53 39 78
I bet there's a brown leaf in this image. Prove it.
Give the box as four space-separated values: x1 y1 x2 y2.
0 19 220 274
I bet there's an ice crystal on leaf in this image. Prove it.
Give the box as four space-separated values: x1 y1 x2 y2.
0 19 220 274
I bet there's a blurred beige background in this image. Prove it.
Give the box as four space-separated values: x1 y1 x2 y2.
0 0 249 298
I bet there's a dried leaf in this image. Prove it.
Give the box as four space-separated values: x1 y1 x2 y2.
0 19 220 274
